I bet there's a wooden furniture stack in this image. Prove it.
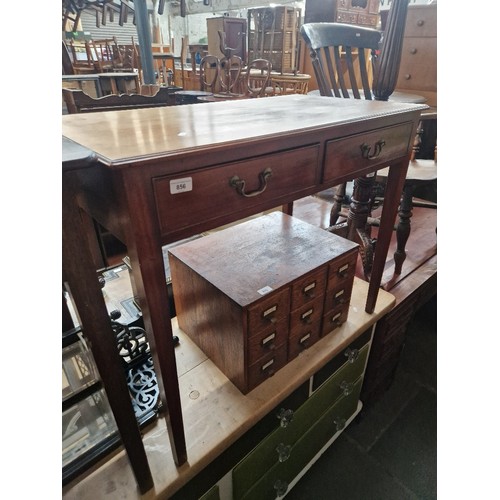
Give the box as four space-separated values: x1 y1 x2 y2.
207 17 247 65
169 212 358 394
304 0 380 28
387 2 437 107
247 6 301 74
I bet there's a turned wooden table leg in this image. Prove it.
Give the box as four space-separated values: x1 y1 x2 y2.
394 183 415 275
347 174 375 241
346 174 375 278
330 183 346 226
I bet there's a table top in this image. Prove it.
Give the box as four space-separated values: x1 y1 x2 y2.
152 52 176 59
62 74 100 81
62 94 427 167
96 72 139 78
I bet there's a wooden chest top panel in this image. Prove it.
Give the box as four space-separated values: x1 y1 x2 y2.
168 212 358 308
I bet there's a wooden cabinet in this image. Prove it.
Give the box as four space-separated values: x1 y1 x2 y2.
207 17 247 64
304 0 381 28
391 3 437 107
169 212 358 394
361 255 436 405
247 6 301 73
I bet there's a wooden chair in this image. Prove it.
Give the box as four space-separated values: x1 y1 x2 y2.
62 87 176 114
199 55 220 93
300 22 383 277
66 39 96 74
243 58 275 98
88 37 123 72
301 20 435 278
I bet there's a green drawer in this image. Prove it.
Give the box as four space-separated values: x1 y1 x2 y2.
240 377 363 500
232 346 367 499
199 484 220 500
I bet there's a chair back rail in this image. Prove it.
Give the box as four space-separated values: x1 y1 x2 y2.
62 87 175 114
300 23 381 100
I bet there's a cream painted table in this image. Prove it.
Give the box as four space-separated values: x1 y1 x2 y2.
62 278 395 499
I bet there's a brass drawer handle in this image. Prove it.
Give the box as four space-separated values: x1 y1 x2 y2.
333 289 346 305
262 304 278 324
261 332 276 350
360 140 386 160
229 167 272 197
300 308 314 324
337 263 350 279
303 280 317 298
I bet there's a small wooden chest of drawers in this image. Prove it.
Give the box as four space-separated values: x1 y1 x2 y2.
169 212 358 394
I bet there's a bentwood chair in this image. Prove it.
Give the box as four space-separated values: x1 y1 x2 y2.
199 55 220 92
88 37 123 73
243 58 275 98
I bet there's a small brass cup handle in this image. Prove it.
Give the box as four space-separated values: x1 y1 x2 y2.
229 167 272 197
360 140 386 160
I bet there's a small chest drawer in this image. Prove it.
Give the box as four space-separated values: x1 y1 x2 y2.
288 325 322 360
323 124 414 183
153 144 320 238
248 323 288 364
289 296 324 337
403 5 437 38
324 280 355 314
290 267 327 310
248 348 288 389
327 249 358 289
247 288 290 335
397 38 437 92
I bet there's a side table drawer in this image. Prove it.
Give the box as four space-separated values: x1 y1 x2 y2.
153 144 320 237
323 124 414 182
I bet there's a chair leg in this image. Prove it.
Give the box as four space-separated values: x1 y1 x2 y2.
347 174 376 279
329 183 346 226
393 184 414 275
